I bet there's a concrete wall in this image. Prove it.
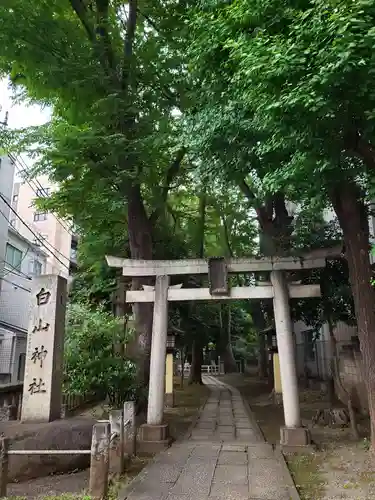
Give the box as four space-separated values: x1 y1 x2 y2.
12 175 71 278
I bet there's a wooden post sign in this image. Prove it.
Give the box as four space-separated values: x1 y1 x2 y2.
208 257 229 296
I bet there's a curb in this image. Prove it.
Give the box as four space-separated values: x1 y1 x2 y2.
275 445 302 500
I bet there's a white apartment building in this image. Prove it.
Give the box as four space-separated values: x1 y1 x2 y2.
0 228 47 384
0 156 77 384
0 155 15 289
12 174 72 279
0 155 48 383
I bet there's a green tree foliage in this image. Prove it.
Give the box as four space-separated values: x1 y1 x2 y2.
182 3 355 331
0 0 191 385
0 0 370 438
187 0 375 443
64 302 139 406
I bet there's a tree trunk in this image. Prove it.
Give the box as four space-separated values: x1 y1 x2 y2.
188 339 203 385
326 317 336 403
250 302 268 378
187 187 207 385
330 181 375 447
219 304 238 373
126 184 154 390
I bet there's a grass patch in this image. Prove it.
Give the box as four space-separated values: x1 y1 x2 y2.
6 466 151 499
287 453 326 500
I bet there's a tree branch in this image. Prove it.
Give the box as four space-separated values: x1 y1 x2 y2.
149 148 186 223
238 179 270 229
137 8 159 33
70 0 116 77
344 129 375 171
162 148 186 200
122 0 138 87
166 203 178 232
95 0 115 71
355 139 375 171
197 186 207 259
220 215 234 258
69 0 96 43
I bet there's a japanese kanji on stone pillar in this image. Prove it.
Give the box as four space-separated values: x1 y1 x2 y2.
21 275 67 422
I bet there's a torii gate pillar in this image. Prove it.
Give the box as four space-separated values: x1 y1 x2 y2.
271 271 310 447
138 275 171 450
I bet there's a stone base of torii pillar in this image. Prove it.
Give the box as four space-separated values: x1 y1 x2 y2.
138 424 171 454
280 427 311 449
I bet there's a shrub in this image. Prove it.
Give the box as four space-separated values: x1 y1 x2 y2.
64 302 137 407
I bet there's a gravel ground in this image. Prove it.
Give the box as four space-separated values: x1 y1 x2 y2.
7 470 89 499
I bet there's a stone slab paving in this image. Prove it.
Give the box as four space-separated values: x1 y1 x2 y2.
120 376 299 500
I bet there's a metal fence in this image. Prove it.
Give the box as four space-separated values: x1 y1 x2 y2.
177 363 225 376
61 392 98 416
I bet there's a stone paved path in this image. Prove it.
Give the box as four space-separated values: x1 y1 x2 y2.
120 376 299 500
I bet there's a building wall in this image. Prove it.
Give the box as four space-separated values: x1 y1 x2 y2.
12 175 71 278
0 228 47 331
332 321 357 343
294 319 358 382
294 320 332 380
0 228 47 384
0 155 15 290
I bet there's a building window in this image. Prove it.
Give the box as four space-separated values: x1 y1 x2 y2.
33 260 42 276
17 353 26 382
36 187 50 197
34 212 47 222
5 244 23 271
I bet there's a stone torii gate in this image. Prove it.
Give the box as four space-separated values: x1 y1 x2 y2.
106 254 327 449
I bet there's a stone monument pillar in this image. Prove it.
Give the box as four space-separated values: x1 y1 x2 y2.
21 275 67 422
